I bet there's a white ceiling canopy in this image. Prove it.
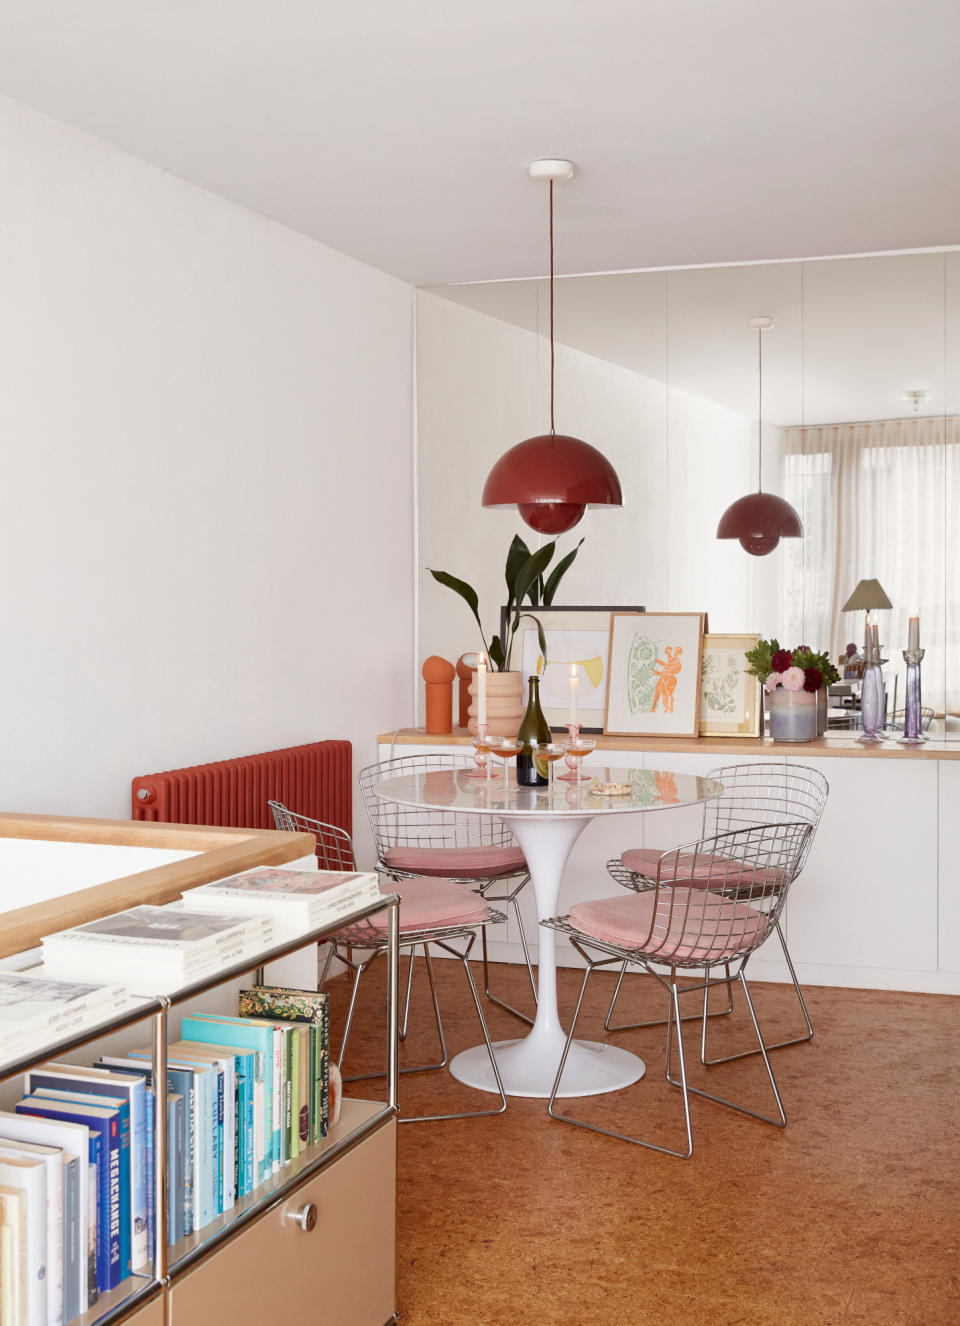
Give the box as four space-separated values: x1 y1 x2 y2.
0 0 958 286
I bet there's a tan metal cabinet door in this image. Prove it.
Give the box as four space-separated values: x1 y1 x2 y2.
170 1120 396 1326
124 1295 165 1325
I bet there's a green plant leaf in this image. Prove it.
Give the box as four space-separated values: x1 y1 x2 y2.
542 537 584 606
488 635 505 671
428 568 489 657
513 543 556 611
517 612 548 669
505 534 532 613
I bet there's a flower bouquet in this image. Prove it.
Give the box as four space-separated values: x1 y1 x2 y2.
745 641 840 740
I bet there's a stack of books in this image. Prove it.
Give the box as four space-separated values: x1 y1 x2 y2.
176 866 382 938
41 905 274 995
0 971 132 1068
0 984 332 1324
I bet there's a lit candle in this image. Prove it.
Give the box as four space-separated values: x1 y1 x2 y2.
477 652 487 727
908 605 920 652
871 623 880 659
569 662 578 726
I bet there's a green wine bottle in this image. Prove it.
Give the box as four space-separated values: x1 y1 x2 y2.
516 675 551 787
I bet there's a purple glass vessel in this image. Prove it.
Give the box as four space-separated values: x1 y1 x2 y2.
859 658 886 743
899 648 926 744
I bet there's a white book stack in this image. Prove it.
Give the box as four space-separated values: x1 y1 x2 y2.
41 905 274 995
0 972 132 1068
176 867 383 938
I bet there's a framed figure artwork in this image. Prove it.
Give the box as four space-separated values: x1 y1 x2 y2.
604 612 706 738
504 605 645 732
699 633 762 737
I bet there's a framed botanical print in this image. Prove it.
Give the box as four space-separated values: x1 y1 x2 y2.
698 634 762 737
503 605 645 732
604 612 706 738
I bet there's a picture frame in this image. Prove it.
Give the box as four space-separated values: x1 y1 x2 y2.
698 633 762 738
502 605 645 733
604 612 706 738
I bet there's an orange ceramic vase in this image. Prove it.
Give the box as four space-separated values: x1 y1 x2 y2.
467 670 524 737
422 656 456 734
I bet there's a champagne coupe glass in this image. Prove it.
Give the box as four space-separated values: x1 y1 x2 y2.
469 727 493 780
534 741 565 793
560 734 597 785
490 736 523 792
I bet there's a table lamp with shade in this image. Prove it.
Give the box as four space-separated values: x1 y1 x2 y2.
842 578 892 660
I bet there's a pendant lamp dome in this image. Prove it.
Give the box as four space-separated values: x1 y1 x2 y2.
482 161 622 535
716 316 803 556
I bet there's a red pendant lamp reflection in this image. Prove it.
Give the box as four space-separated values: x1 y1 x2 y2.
717 316 803 556
482 160 622 535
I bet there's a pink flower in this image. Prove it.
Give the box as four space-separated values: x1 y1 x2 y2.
781 666 806 692
764 673 782 692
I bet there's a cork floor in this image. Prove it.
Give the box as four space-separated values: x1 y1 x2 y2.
332 959 960 1326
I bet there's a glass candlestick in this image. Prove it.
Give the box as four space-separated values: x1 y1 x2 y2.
858 656 887 743
899 648 926 745
468 723 493 778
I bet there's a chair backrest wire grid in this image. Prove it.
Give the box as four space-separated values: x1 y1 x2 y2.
702 762 828 878
638 821 812 969
358 754 518 858
269 800 357 871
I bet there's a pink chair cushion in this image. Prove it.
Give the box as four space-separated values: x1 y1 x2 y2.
333 876 490 942
568 888 768 963
384 844 526 879
620 847 777 891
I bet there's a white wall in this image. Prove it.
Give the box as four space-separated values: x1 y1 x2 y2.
0 95 416 832
416 289 781 702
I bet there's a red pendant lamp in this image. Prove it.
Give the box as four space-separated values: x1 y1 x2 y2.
482 160 622 535
717 316 803 556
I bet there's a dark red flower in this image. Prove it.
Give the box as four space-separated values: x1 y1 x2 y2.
803 667 824 692
771 648 794 673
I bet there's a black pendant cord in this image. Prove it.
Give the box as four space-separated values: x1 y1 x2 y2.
757 326 763 492
549 179 556 435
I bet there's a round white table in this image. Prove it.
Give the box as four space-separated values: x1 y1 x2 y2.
374 764 723 1099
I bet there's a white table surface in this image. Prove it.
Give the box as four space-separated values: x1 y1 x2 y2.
374 766 723 1099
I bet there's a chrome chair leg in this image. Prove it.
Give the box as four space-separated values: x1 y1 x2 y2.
604 958 733 1033
480 874 538 1027
700 924 814 1065
339 945 448 1083
548 954 693 1159
400 935 507 1123
667 970 786 1128
317 941 336 990
399 948 416 1041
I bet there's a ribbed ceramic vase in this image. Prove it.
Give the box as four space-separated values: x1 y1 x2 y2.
467 671 524 737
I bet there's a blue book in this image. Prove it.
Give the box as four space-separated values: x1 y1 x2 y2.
97 1057 194 1239
17 1096 123 1290
27 1064 148 1271
126 1051 212 1230
180 1016 272 1187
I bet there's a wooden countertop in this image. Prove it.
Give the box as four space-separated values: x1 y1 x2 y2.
0 813 315 959
377 727 960 761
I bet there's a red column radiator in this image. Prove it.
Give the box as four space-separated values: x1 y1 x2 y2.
131 740 352 835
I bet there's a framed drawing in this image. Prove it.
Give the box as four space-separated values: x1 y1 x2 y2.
604 612 706 738
503 605 645 732
699 634 762 737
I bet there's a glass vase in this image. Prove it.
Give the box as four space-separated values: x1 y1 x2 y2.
859 659 886 743
768 689 818 743
816 687 828 736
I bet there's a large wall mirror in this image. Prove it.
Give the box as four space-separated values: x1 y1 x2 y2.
417 249 959 738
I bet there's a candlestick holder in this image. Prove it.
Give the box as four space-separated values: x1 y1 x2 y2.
467 722 492 778
857 656 887 743
899 648 927 745
558 723 597 783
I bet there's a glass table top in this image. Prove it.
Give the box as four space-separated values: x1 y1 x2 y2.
374 767 724 817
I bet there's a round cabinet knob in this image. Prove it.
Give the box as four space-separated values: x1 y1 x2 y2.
286 1202 317 1233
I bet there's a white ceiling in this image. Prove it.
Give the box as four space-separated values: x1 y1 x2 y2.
0 1 958 286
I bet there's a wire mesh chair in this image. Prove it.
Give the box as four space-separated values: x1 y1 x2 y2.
269 800 507 1123
544 820 813 1158
604 762 829 1058
358 754 537 1026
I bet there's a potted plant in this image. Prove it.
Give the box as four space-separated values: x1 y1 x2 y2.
745 640 840 741
429 534 583 735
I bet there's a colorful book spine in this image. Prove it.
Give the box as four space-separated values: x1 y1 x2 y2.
62 1153 80 1325
179 1017 273 1187
16 1098 123 1291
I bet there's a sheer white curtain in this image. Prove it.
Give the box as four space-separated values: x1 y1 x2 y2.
780 416 959 717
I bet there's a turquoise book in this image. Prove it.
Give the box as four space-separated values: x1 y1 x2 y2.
180 1015 273 1186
